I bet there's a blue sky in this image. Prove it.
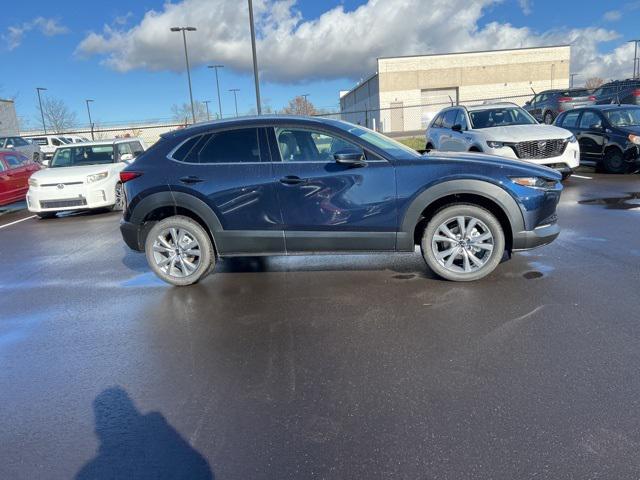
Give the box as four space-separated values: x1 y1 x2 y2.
0 0 637 128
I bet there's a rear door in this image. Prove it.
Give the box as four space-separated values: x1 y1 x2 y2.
0 155 11 204
268 126 397 253
166 127 285 255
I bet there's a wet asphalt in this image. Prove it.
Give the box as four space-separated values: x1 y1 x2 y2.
1 171 639 480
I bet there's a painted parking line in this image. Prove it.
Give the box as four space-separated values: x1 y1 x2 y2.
0 215 36 230
572 174 593 180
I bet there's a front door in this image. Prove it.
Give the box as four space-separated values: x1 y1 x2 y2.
165 127 284 255
268 127 397 253
577 110 606 161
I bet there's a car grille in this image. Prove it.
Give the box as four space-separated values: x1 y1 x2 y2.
512 139 567 159
39 198 87 209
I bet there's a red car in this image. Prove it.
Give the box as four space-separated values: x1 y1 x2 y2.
0 150 40 206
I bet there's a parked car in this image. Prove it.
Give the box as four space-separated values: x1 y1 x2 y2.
119 116 562 286
0 150 40 206
29 135 72 165
524 88 594 124
27 138 146 218
554 105 640 173
62 135 90 144
0 136 42 164
590 79 640 106
425 103 579 179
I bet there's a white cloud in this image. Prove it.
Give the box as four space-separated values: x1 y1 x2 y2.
604 10 622 22
518 0 533 15
76 0 629 83
3 17 69 51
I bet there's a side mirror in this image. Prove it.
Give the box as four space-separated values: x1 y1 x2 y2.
120 153 134 162
525 101 531 106
590 124 603 131
5 144 14 149
334 150 366 167
452 124 463 133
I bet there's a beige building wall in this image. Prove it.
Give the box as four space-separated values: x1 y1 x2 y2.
0 99 20 136
340 45 571 134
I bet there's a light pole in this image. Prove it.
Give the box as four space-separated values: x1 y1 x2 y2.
170 26 197 124
550 64 555 89
230 89 240 117
36 87 47 134
570 74 579 88
85 99 94 140
301 93 310 115
208 65 224 119
203 100 212 121
629 40 640 79
248 0 262 114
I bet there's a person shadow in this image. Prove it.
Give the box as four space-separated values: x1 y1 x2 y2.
76 387 213 480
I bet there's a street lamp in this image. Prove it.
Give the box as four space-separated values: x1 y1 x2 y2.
248 0 262 115
301 93 310 115
203 100 212 121
629 40 640 79
229 89 240 117
85 99 95 140
207 65 224 119
36 87 47 134
569 74 579 88
170 26 197 124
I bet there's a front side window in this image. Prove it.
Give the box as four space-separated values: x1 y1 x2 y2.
13 137 29 147
560 111 580 128
579 111 603 130
51 138 63 146
117 143 133 156
441 110 458 129
455 110 468 130
605 108 640 127
31 137 48 146
51 145 115 168
130 142 144 156
432 114 443 128
336 123 421 158
275 128 363 162
469 107 537 129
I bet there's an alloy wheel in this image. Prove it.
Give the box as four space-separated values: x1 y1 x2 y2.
152 227 202 278
431 216 494 274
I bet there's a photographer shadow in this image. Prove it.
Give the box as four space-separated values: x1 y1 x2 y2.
76 387 213 480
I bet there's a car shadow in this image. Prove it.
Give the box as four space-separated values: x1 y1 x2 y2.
75 387 213 480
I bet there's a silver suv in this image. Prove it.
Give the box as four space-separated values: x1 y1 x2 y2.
0 136 42 164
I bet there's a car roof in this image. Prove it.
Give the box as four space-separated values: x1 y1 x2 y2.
54 137 144 147
562 104 640 113
161 115 354 140
464 102 521 112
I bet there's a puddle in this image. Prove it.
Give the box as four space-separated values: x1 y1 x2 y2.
393 274 416 280
523 271 544 280
120 272 167 288
578 193 640 210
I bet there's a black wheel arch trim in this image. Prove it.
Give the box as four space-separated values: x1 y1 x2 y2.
398 179 525 251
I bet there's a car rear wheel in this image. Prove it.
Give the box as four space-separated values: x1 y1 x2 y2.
543 111 554 124
602 149 627 174
110 183 125 211
36 212 57 219
421 204 505 282
145 215 215 286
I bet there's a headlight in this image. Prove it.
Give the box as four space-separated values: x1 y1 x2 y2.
86 171 108 183
487 140 505 149
28 177 38 187
567 135 577 143
511 177 557 189
629 134 640 145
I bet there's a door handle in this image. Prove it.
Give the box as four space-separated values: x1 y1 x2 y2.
179 175 204 184
279 175 307 185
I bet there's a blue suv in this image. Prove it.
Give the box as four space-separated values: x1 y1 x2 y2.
119 116 562 285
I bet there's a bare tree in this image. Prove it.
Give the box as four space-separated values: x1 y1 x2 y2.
281 96 317 116
171 101 209 124
585 77 604 89
36 97 77 133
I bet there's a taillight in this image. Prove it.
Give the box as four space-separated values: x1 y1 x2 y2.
558 97 572 103
633 89 640 97
588 95 596 101
119 171 142 183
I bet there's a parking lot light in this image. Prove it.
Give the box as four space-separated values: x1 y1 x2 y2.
170 26 198 124
36 87 47 134
229 89 240 117
208 65 224 119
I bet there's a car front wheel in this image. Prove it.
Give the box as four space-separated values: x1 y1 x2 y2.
421 204 505 282
145 215 215 286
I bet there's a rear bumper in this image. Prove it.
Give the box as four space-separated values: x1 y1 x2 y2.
120 219 145 251
512 222 560 251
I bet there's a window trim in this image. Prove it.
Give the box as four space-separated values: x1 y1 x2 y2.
166 127 265 165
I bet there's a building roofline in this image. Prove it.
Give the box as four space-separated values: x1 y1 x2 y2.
339 72 379 101
377 44 571 62
0 98 15 103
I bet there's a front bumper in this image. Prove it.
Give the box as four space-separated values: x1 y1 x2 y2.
27 181 116 212
512 222 560 251
487 141 580 170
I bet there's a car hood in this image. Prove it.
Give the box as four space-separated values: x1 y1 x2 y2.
32 164 119 183
424 151 562 179
478 124 572 142
618 125 640 135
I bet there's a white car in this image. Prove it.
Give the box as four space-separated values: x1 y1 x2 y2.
27 138 146 219
425 103 580 178
0 135 42 164
62 135 90 144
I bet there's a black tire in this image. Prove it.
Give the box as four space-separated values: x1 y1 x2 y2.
543 111 555 125
602 148 627 174
426 143 435 151
145 215 215 286
561 171 573 181
109 183 125 211
421 204 505 282
36 212 57 219
468 147 482 153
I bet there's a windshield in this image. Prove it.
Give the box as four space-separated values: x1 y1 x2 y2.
337 123 422 158
605 108 640 127
469 107 537 129
51 145 115 168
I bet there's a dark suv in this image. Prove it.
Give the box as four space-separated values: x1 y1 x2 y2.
119 116 562 286
591 79 640 106
524 89 594 124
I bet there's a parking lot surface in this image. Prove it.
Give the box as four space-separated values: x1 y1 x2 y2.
1 172 639 479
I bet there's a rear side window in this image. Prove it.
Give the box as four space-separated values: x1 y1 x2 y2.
560 111 580 128
199 129 260 163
